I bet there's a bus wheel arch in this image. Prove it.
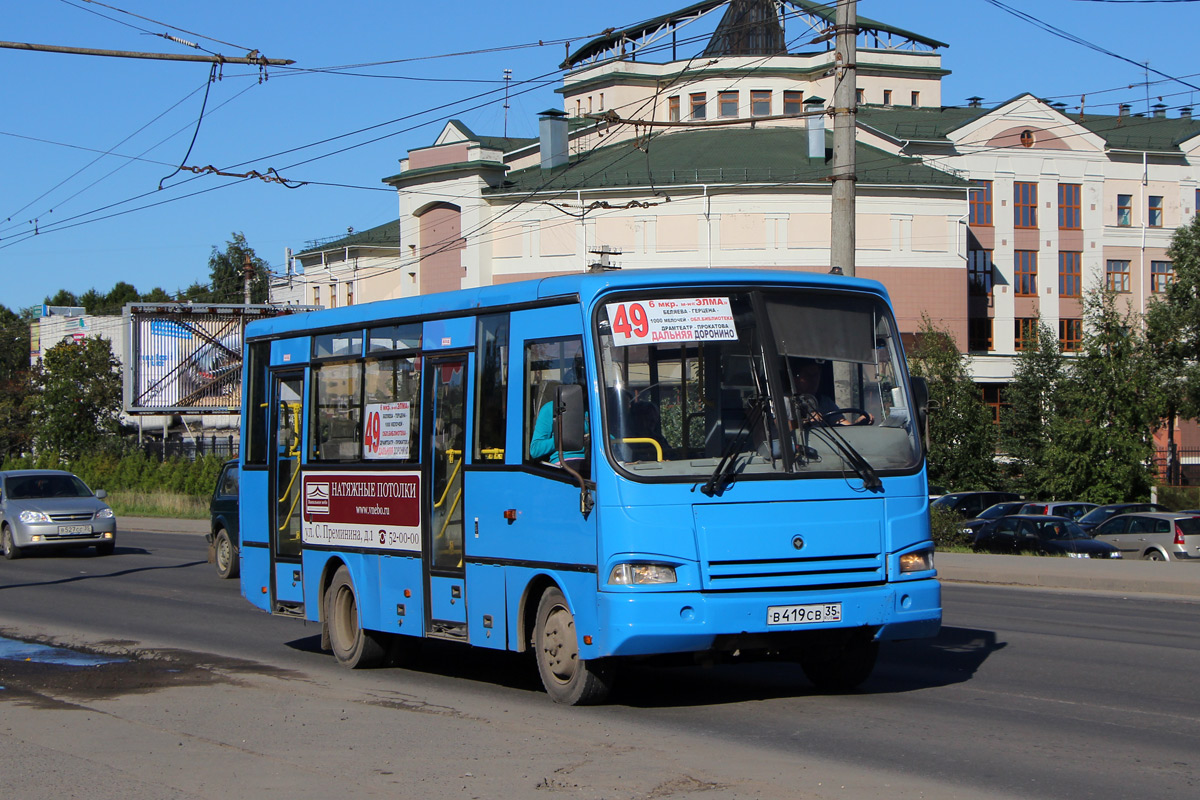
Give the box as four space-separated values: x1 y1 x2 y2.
324 563 387 668
517 574 559 654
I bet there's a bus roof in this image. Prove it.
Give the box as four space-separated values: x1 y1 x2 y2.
246 268 891 340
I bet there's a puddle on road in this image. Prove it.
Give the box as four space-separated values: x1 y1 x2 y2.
0 635 128 667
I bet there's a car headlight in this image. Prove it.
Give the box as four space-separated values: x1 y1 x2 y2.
1068 552 1091 559
899 549 934 573
94 508 114 520
608 563 677 585
19 510 51 523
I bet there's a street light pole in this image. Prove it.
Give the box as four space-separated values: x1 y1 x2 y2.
830 0 857 277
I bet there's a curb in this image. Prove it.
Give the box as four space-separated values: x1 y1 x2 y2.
936 552 1200 599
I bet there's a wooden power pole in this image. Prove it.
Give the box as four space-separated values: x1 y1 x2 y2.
831 0 857 276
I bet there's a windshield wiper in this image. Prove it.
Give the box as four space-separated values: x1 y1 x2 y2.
796 395 882 492
700 396 765 497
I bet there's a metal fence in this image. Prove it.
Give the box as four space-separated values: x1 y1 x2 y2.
131 434 238 462
1153 448 1200 486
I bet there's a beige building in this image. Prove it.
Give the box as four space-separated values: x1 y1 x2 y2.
289 0 1200 410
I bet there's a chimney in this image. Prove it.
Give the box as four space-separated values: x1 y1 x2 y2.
1051 101 1067 112
967 96 983 108
805 96 826 160
538 109 568 171
1118 103 1130 117
1181 107 1194 120
1152 103 1167 118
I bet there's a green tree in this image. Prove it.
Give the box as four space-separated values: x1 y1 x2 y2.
1040 289 1159 503
207 232 270 303
0 304 35 459
44 289 79 308
1001 320 1067 496
907 316 997 490
32 336 123 458
141 287 173 303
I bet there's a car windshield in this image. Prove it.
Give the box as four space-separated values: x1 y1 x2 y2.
6 474 94 500
595 289 921 482
979 502 1018 520
1079 507 1120 525
1035 520 1089 540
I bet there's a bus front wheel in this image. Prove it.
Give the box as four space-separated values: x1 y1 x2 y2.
533 586 612 705
326 566 387 669
800 637 879 692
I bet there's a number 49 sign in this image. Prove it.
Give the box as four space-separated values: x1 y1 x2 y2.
605 297 737 347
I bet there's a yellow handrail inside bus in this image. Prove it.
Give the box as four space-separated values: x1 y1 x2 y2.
618 437 663 461
434 450 463 509
480 447 504 460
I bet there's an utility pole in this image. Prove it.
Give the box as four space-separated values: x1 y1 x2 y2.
830 0 857 277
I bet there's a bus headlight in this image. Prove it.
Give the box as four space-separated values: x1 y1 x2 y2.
608 563 677 585
899 550 934 573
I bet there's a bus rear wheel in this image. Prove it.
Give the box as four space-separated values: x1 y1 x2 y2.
326 566 386 668
800 636 879 692
533 586 612 705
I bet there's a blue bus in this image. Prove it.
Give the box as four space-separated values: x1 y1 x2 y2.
237 268 940 704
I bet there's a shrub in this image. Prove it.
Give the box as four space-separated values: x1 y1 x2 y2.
930 506 969 550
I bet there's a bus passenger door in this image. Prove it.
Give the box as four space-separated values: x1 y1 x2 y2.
270 372 305 615
426 356 467 636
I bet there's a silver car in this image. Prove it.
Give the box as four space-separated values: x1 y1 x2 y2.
1091 512 1200 562
0 470 117 559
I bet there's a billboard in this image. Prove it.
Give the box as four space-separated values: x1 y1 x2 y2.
124 303 316 414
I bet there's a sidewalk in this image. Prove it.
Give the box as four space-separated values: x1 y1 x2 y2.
118 518 1200 599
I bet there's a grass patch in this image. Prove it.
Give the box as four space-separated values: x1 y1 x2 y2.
108 490 208 520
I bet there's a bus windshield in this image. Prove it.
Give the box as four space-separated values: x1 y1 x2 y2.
596 289 920 481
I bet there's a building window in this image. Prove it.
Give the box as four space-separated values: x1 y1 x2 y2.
1020 130 1035 148
968 317 994 352
1015 251 1038 296
980 384 1009 425
329 284 337 308
1014 318 1037 352
690 93 707 120
968 249 994 296
1107 259 1131 293
751 90 771 117
1059 319 1082 352
1149 195 1163 227
1151 260 1174 293
719 91 738 118
883 89 893 106
1059 251 1082 297
1015 182 1038 228
668 95 680 122
856 88 864 104
598 93 604 110
783 90 804 115
313 285 321 306
1117 194 1132 226
346 281 354 306
911 91 920 107
969 180 993 226
1058 183 1081 229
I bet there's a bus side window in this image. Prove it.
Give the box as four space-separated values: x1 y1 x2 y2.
525 337 585 466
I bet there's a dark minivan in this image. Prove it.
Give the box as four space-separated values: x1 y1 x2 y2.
206 459 239 579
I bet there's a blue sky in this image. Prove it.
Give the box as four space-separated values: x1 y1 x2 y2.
1 0 1194 312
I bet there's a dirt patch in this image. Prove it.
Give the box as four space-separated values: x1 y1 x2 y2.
0 631 296 709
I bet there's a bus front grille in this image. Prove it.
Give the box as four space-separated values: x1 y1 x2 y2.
703 553 884 590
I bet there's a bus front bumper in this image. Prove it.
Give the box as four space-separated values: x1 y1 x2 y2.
592 578 941 658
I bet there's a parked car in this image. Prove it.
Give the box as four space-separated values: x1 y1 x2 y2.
0 469 117 559
972 515 1122 558
205 459 240 579
1015 501 1098 521
931 491 1022 519
960 501 1027 541
1076 503 1169 533
1090 512 1200 561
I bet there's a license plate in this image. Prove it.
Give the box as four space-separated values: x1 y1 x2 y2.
57 525 92 535
767 602 842 625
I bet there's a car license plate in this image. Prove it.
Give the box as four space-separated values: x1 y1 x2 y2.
766 602 842 625
57 525 92 535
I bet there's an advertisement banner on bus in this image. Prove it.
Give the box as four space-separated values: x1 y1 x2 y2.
301 471 421 552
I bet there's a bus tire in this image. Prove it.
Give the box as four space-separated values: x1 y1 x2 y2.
533 586 612 705
326 566 386 668
801 637 879 692
214 529 239 579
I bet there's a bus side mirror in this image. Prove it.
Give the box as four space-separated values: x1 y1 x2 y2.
910 376 929 453
555 384 586 453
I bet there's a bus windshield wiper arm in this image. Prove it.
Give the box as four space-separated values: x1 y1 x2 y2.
797 395 882 492
700 397 764 497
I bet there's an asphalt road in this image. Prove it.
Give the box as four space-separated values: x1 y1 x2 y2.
1 528 1197 800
